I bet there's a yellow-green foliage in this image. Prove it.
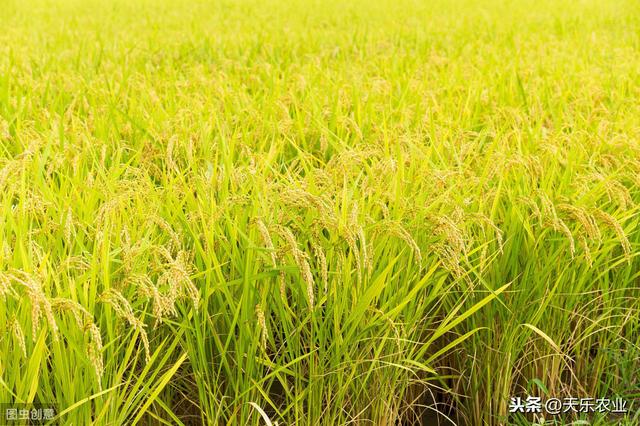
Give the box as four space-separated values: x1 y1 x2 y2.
0 0 639 424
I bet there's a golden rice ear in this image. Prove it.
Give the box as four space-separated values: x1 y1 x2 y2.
99 288 150 363
433 242 464 278
536 190 558 220
369 307 404 351
428 214 466 259
0 116 9 139
517 196 542 224
370 220 422 267
543 218 575 258
255 304 268 351
468 213 504 255
342 226 362 282
375 200 390 220
149 215 182 253
120 225 134 274
152 247 200 316
584 172 634 210
125 274 173 325
253 218 277 268
49 297 104 382
593 209 632 263
6 270 59 342
275 186 333 218
63 206 75 247
272 225 315 309
86 322 104 383
351 202 369 278
557 204 600 242
0 272 11 301
578 234 593 268
8 317 27 358
51 298 85 328
310 240 328 294
57 255 91 275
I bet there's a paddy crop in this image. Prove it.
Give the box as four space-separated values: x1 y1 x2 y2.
1 0 639 424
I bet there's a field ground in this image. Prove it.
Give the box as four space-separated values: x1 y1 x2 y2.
1 0 640 424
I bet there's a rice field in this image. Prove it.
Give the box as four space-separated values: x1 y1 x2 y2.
1 0 639 424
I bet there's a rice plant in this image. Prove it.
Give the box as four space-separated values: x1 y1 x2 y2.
0 0 639 424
